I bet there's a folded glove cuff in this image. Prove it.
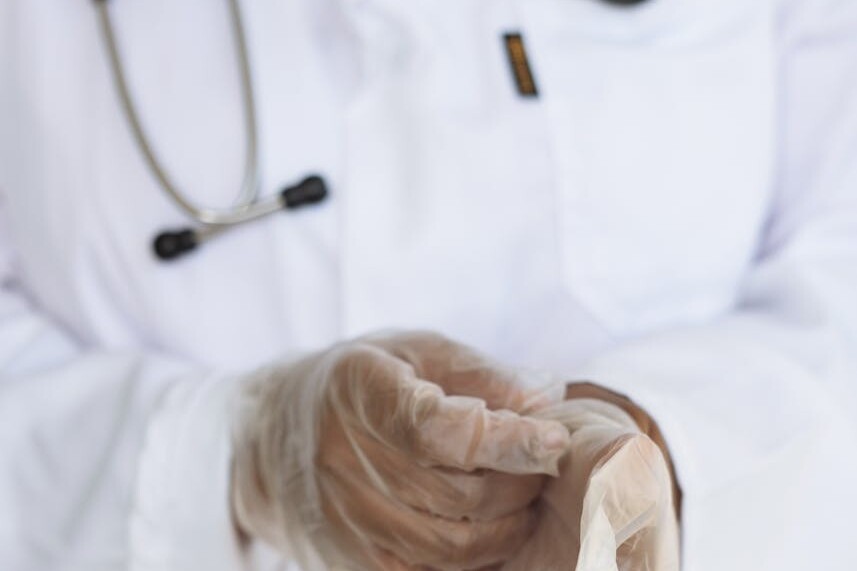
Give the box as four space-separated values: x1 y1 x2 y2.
565 381 683 522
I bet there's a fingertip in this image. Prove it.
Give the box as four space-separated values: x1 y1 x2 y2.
512 417 569 476
543 426 571 451
532 420 571 476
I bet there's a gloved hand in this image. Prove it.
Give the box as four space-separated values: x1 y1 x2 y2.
502 398 680 571
230 332 571 571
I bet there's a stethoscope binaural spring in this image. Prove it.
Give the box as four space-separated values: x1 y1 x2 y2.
94 0 329 262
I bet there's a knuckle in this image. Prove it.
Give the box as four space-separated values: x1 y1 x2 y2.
329 344 406 403
456 473 487 514
330 343 378 379
447 527 483 567
431 473 483 518
405 418 435 458
404 398 452 460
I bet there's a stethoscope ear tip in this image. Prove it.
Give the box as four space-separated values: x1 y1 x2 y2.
281 175 329 210
153 229 198 261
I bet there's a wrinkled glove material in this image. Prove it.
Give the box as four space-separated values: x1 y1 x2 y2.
502 398 680 571
231 332 572 570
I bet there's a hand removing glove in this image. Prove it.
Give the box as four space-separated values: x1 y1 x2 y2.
230 332 571 570
503 397 680 571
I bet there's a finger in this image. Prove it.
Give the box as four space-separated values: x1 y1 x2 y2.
337 427 547 520
364 331 540 412
321 464 538 571
390 466 546 521
371 548 433 571
416 396 570 475
315 493 431 571
327 344 570 475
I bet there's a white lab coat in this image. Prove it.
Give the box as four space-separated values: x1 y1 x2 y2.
1 0 856 569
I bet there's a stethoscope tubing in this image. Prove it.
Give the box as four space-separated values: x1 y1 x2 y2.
94 0 645 259
95 0 284 227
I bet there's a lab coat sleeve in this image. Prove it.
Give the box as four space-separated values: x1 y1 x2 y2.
570 2 857 569
0 222 247 569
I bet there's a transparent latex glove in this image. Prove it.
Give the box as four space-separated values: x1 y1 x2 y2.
503 398 680 571
231 332 571 571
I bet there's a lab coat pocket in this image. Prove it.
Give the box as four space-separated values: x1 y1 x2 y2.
524 0 775 335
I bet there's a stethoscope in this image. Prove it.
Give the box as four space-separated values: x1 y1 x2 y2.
95 0 328 262
94 0 648 262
